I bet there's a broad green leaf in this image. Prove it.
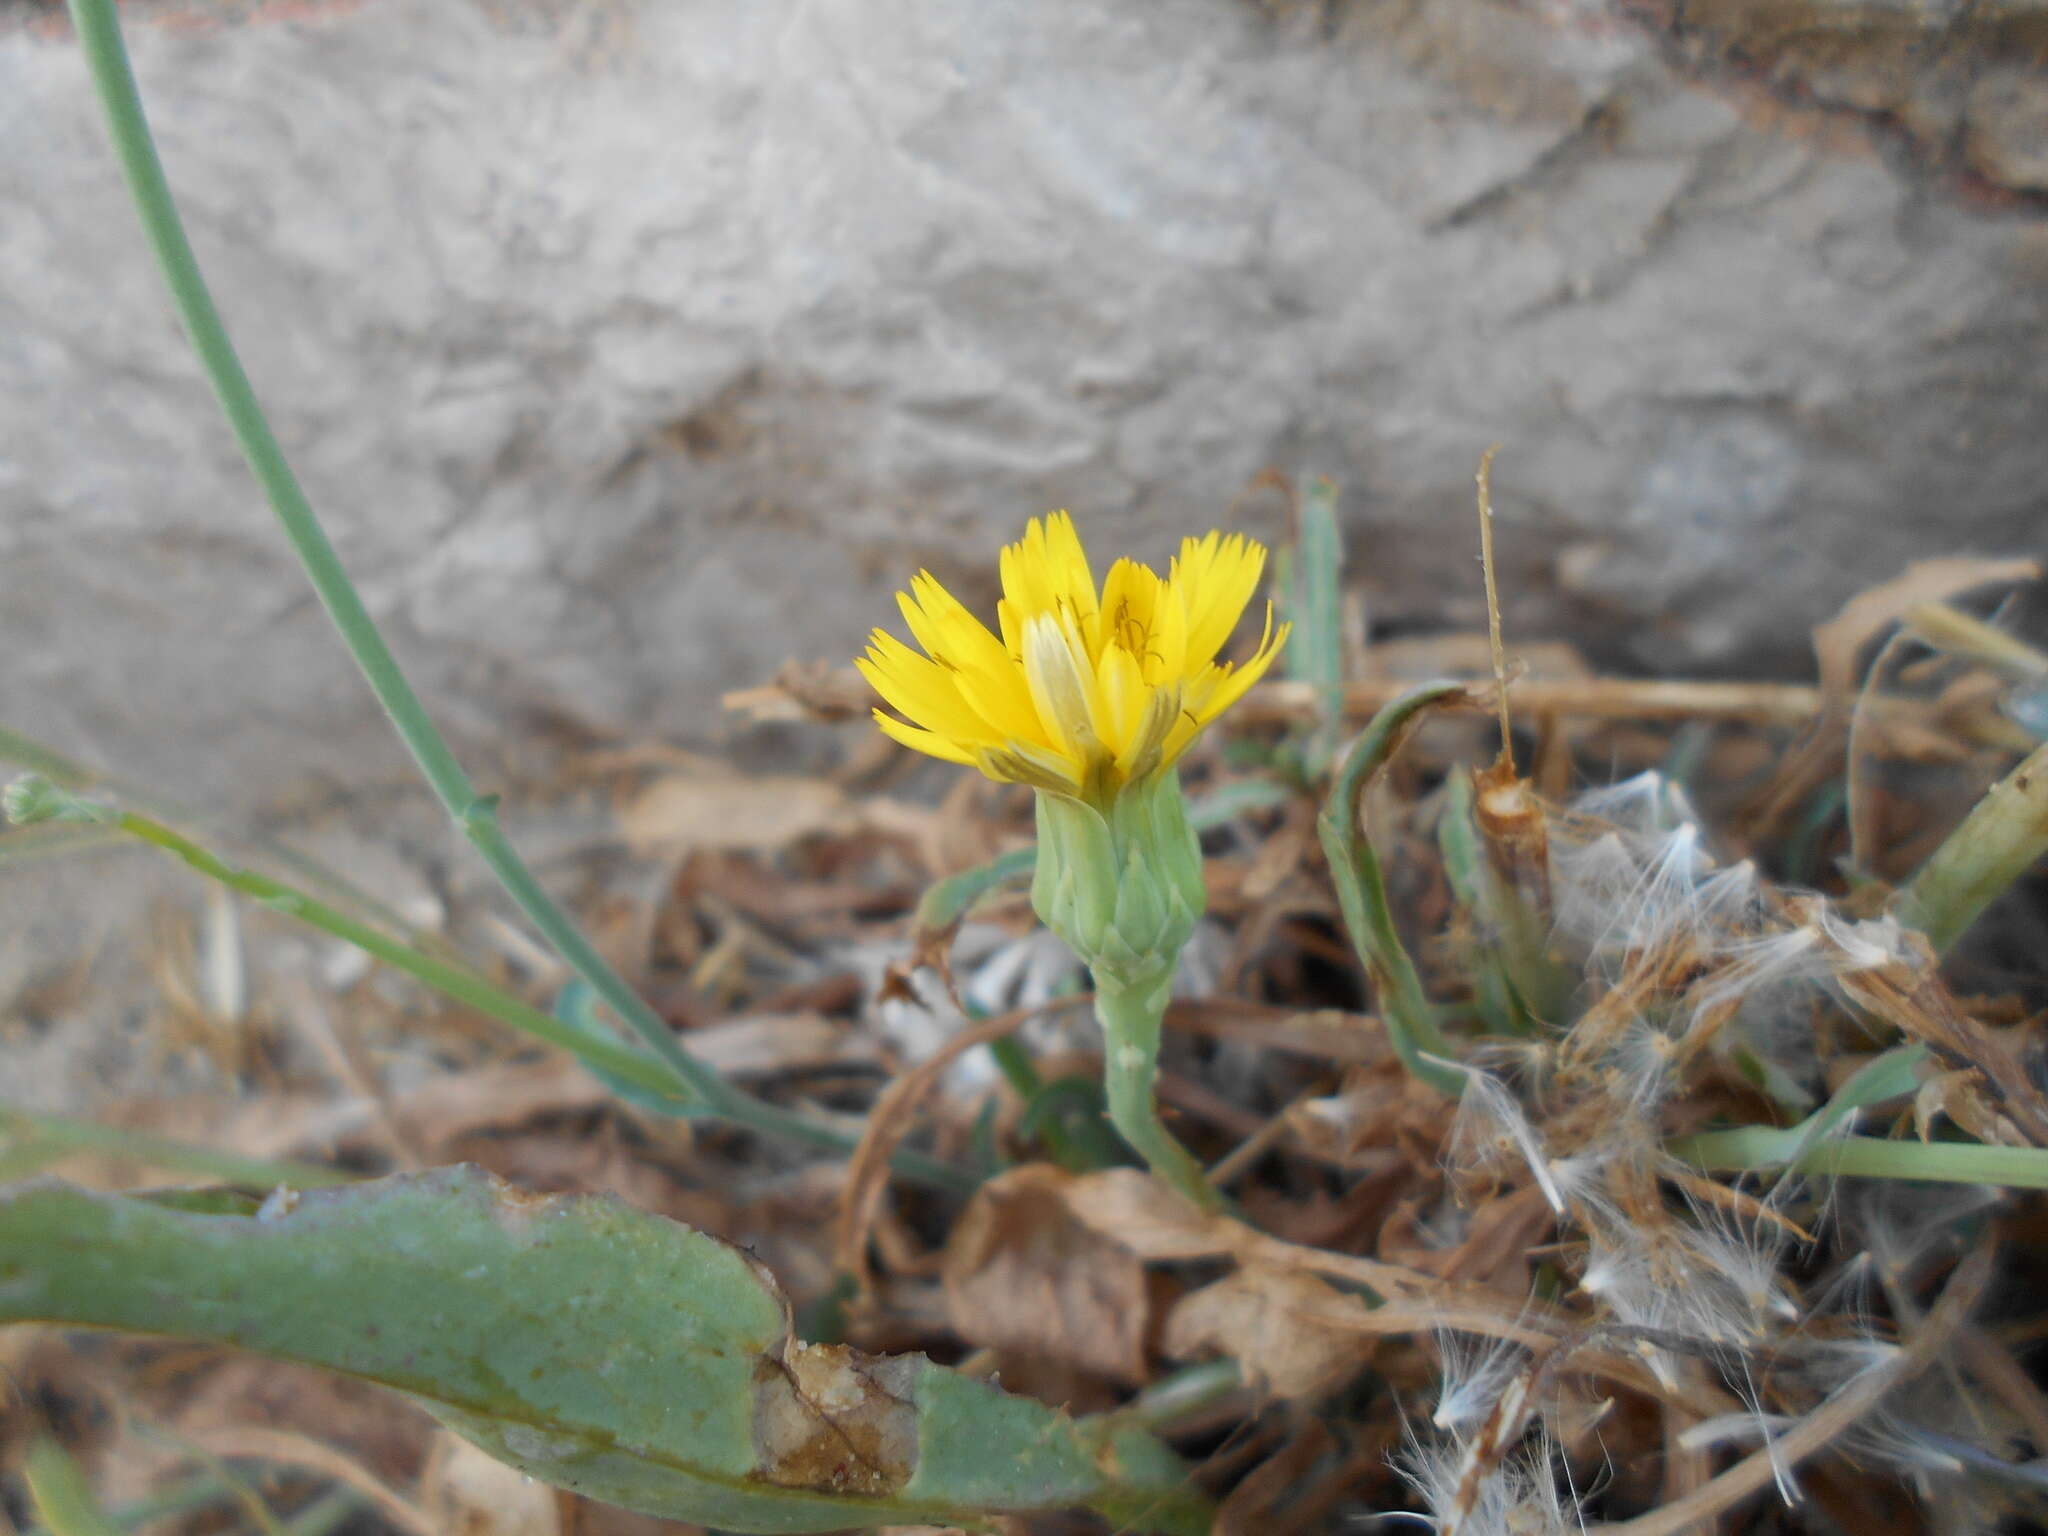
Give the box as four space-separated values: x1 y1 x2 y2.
0 1167 1209 1535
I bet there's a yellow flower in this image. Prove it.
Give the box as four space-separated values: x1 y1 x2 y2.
857 512 1289 805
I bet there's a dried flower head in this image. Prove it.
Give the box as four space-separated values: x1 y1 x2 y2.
857 511 1288 808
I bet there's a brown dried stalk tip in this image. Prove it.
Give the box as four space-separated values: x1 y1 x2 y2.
1472 756 1553 919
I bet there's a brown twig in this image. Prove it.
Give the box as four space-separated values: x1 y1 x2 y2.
832 996 1074 1296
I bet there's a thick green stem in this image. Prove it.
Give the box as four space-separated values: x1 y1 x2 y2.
1892 739 2048 956
1094 971 1219 1212
62 0 948 1177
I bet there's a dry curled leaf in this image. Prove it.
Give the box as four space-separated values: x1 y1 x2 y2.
1163 1266 1372 1401
422 1432 563 1536
940 1165 1150 1384
619 774 857 855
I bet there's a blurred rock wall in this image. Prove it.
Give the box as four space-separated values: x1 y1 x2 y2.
3 0 2044 804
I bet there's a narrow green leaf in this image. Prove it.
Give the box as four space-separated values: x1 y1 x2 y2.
1316 685 1468 1094
23 1471 240 1536
23 1442 122 1536
1291 477 1346 776
1781 1045 1928 1161
1666 1046 1933 1177
1671 1129 2048 1188
913 847 1038 937
0 1107 354 1190
0 1168 1209 1535
63 0 920 1181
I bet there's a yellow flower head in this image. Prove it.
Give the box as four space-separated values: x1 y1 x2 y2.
857 512 1289 805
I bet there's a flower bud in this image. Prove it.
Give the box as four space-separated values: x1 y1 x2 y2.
1031 770 1205 990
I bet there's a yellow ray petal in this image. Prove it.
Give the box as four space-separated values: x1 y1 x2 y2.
899 572 1010 677
1095 641 1153 763
1172 531 1267 673
871 709 978 765
1163 605 1290 762
861 511 1280 803
1022 609 1106 763
1000 512 1100 645
856 633 998 745
898 573 1043 743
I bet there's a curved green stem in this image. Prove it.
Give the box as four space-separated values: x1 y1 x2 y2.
63 0 958 1183
1317 685 1467 1094
1892 739 2048 957
1094 972 1219 1212
98 802 970 1190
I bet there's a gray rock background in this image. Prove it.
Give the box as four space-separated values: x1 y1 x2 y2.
3 0 2045 808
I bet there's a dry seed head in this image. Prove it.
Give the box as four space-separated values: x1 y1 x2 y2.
1431 1330 1535 1433
1447 1064 1568 1214
1397 1430 1583 1536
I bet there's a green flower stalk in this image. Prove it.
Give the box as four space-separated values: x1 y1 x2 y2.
860 513 1289 1209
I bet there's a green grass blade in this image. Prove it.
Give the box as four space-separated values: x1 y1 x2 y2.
2 778 969 1192
23 1442 123 1536
0 1108 354 1190
61 0 874 1167
1666 1046 1952 1179
1316 685 1468 1095
0 1169 1209 1535
23 1472 241 1536
1672 1128 2048 1188
0 724 441 949
913 847 1037 937
1291 477 1346 776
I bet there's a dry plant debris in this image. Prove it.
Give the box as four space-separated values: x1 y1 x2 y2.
8 550 2048 1535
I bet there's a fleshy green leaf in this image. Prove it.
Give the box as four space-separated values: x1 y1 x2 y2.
0 1167 1208 1535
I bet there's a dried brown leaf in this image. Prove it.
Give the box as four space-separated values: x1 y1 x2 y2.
835 1003 1048 1297
940 1165 1150 1384
422 1432 564 1536
1166 1002 1391 1067
1813 558 2041 705
1059 1168 1444 1304
186 1424 438 1536
1212 1422 1342 1536
720 661 872 724
1751 557 2041 831
618 774 857 855
1833 941 2048 1145
1162 1266 1372 1401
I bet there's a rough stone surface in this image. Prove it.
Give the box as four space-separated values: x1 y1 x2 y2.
3 0 2046 808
